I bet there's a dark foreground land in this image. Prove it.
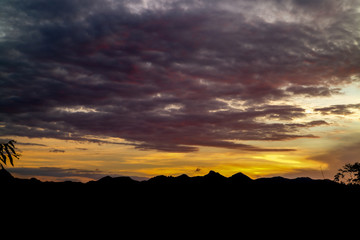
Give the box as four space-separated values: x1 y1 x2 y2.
2 167 360 230
2 168 359 200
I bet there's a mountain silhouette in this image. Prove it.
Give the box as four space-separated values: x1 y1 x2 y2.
145 170 249 185
0 168 353 198
0 169 341 187
89 176 139 185
0 166 14 182
2 169 360 211
204 170 227 181
229 172 253 183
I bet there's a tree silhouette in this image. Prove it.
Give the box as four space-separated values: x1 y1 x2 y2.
334 162 360 185
0 140 20 169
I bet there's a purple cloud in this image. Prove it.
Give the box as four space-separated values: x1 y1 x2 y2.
1 0 359 152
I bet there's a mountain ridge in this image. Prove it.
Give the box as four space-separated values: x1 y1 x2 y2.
2 168 360 206
0 168 337 186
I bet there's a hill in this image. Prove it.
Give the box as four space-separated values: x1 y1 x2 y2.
0 167 350 192
0 167 345 186
2 167 360 221
2 167 359 200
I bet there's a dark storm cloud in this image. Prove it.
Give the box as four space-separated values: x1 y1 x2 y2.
1 0 359 152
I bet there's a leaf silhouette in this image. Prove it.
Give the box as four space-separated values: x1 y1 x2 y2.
7 144 16 155
334 162 360 184
0 145 5 163
8 140 15 149
0 150 7 165
0 140 19 167
4 145 14 166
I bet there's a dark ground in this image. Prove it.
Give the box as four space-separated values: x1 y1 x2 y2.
2 168 359 202
2 168 359 233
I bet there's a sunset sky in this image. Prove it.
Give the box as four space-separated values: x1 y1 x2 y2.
1 0 359 182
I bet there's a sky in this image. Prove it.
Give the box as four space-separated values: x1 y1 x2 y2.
1 0 360 182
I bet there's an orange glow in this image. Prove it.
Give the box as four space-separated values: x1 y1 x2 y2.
10 136 329 182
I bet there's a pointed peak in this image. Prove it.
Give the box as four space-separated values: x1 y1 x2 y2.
98 176 113 182
231 172 248 177
229 172 252 182
204 170 225 178
0 167 15 182
176 174 190 179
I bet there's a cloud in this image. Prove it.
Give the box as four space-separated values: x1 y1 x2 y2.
314 104 360 115
7 166 147 182
10 167 100 179
76 148 88 151
286 86 342 97
49 149 65 153
310 136 360 178
1 0 360 152
16 142 47 147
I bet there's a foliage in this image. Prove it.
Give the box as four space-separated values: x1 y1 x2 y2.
0 140 20 168
334 162 360 185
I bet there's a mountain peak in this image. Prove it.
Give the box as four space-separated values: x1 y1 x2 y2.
0 167 14 182
205 170 223 177
94 175 137 185
229 172 252 183
176 174 190 179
